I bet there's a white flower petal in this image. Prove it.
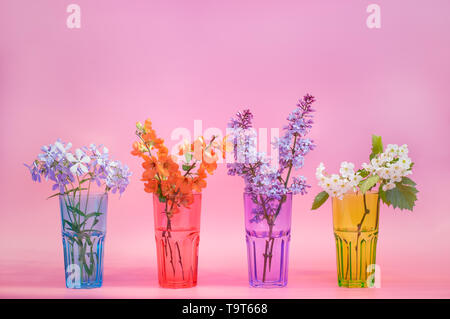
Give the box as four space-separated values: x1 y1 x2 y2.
79 164 89 175
70 164 79 175
66 153 76 162
55 141 65 153
75 148 84 160
81 155 91 164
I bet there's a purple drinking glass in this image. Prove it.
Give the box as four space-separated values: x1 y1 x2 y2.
244 192 292 288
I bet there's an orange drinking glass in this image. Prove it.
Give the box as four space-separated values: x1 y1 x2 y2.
153 193 202 288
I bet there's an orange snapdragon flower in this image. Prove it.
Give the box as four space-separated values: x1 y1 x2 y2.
200 160 217 175
142 156 159 179
131 141 148 157
144 180 158 193
197 166 207 179
176 175 192 194
157 145 169 158
156 156 178 177
160 179 176 198
192 177 207 192
144 118 153 132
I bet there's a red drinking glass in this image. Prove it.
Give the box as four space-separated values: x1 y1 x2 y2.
153 193 202 288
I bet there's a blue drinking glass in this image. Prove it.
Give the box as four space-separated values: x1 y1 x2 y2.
59 192 108 288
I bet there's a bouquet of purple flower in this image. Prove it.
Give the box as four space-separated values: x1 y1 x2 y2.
227 94 316 287
25 139 131 288
25 139 131 196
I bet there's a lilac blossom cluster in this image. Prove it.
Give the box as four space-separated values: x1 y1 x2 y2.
25 139 132 195
227 95 316 221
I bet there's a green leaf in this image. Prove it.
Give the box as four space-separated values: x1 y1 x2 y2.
89 249 95 269
370 135 383 160
63 219 70 228
47 192 63 200
357 169 370 178
385 182 418 211
379 186 388 205
182 164 192 171
67 205 86 217
401 176 416 186
85 212 103 218
63 187 88 196
359 175 380 193
83 262 93 276
46 187 88 200
311 191 329 210
184 152 193 163
158 194 167 203
79 178 92 185
79 212 102 229
156 185 165 203
63 219 79 232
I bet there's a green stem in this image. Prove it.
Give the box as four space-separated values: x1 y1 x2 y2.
77 176 82 225
184 162 197 176
257 195 276 283
161 200 176 276
282 134 298 189
62 186 76 227
262 220 274 283
355 193 370 280
84 179 91 218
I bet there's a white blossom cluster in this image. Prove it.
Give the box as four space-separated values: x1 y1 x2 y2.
362 144 412 191
316 144 412 199
316 161 362 199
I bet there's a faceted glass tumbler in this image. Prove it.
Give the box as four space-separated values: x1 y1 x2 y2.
332 191 379 288
244 193 292 288
59 193 108 289
153 193 202 288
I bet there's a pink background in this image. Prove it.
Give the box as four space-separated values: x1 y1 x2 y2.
1 0 450 298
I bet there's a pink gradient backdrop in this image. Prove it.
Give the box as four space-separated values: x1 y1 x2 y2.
1 0 450 298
